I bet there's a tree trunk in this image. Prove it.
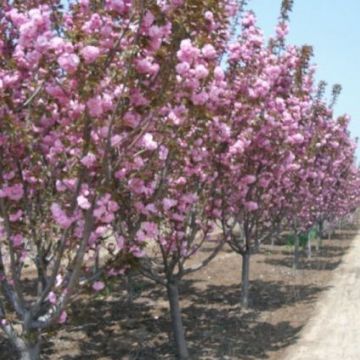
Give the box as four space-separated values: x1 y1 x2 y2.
293 234 300 270
317 235 323 251
17 336 40 360
307 233 312 258
166 280 189 360
241 251 251 308
20 344 40 360
318 220 323 238
316 221 323 251
126 271 135 305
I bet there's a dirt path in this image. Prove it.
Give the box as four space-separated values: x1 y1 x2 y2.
283 232 360 360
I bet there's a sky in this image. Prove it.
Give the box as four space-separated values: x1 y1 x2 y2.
248 0 360 158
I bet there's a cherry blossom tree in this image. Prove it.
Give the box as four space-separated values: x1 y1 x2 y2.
99 2 239 358
0 0 238 358
1 1 359 360
213 3 360 303
212 4 308 306
0 0 182 358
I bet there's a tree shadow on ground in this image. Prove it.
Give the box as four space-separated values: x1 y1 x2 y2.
188 279 327 312
314 245 350 259
38 275 327 360
329 231 357 240
176 280 324 359
263 256 342 271
0 336 16 360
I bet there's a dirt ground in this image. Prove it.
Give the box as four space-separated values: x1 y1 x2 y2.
283 231 360 360
0 228 357 360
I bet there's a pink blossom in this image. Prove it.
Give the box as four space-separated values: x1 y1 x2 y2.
58 311 67 324
108 200 119 212
130 246 145 258
194 64 209 79
142 133 158 150
79 0 90 7
136 229 147 242
204 11 214 21
168 111 183 126
172 213 185 222
276 22 289 40
57 53 80 74
163 198 178 211
128 178 146 195
81 153 97 168
48 291 57 305
123 111 141 128
142 11 155 28
116 235 125 250
9 210 23 222
142 222 159 237
0 184 24 201
111 134 123 147
45 84 66 100
107 0 131 14
177 39 200 63
115 168 127 180
145 203 158 214
242 175 256 184
51 203 74 229
229 139 246 155
214 66 225 81
49 37 66 52
80 45 100 64
259 178 271 188
191 91 208 105
242 12 256 27
289 133 304 144
11 234 24 248
244 202 259 211
87 96 104 118
92 281 105 292
176 62 190 77
55 274 63 288
159 145 169 160
136 58 160 75
101 94 113 112
202 44 217 59
77 195 92 210
101 212 115 223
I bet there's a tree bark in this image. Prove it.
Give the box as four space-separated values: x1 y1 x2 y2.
307 233 312 258
20 344 40 360
241 251 251 308
316 220 323 251
293 234 300 270
126 271 135 305
166 280 189 360
17 336 40 360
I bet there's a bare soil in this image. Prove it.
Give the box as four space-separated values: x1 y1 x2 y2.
283 231 360 360
0 229 357 360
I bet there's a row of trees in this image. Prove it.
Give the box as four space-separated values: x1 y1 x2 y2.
1 0 359 359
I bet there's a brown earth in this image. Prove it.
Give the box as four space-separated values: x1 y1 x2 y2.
0 229 357 360
283 231 360 360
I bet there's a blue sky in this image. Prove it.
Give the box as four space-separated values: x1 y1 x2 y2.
248 0 360 158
